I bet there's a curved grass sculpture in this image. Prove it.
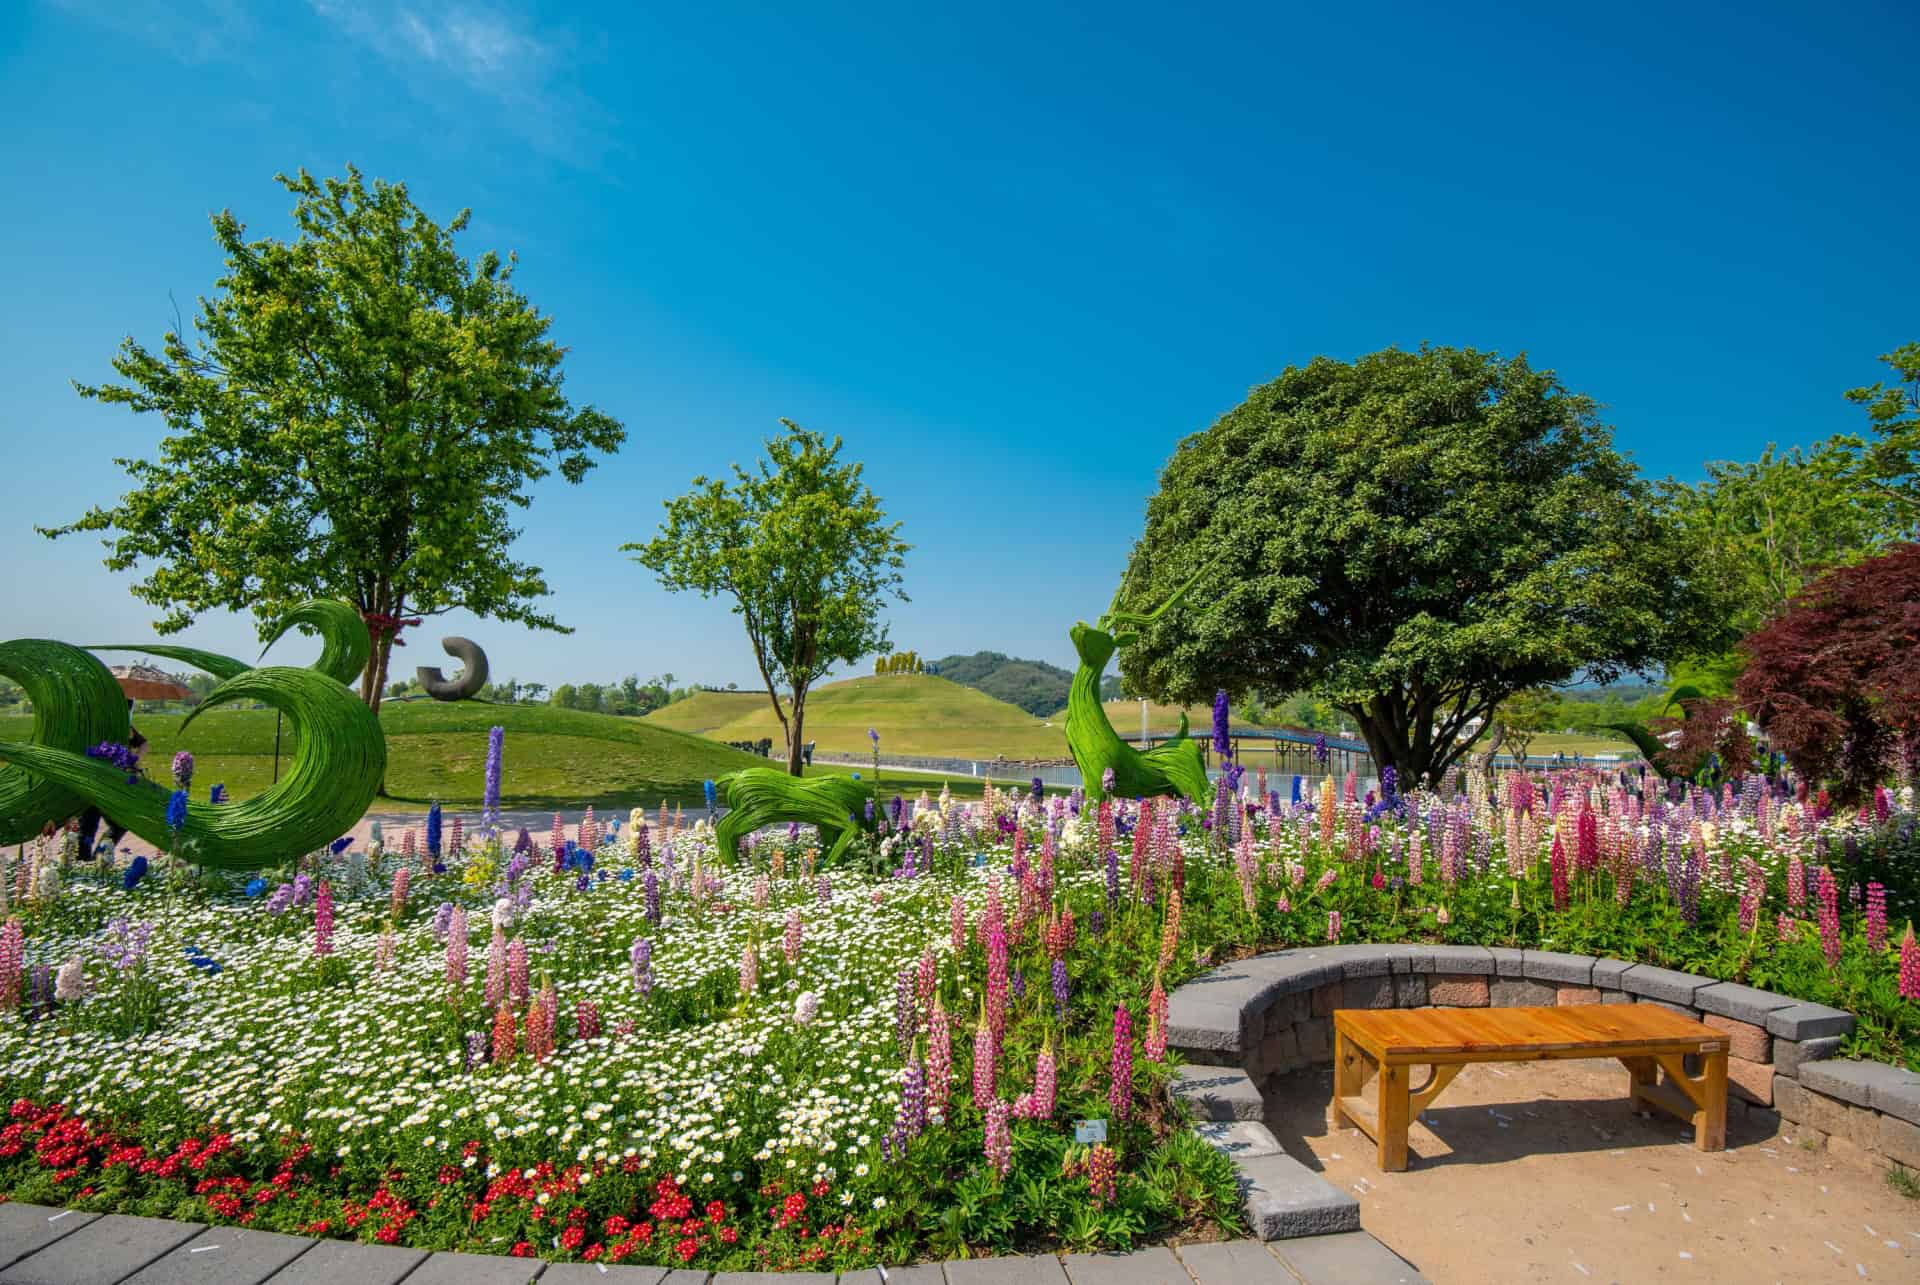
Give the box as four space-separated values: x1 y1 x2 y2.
714 768 874 865
0 599 387 869
0 640 133 844
1065 564 1214 806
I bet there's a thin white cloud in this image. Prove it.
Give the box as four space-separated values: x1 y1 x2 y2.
46 0 258 63
308 1 556 95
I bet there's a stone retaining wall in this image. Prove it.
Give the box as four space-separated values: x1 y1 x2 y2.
1165 944 1920 1200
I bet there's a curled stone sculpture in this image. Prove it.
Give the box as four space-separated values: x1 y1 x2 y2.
417 637 489 701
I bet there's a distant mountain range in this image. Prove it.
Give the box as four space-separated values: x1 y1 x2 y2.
925 651 1119 717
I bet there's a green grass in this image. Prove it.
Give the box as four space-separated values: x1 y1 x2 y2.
0 699 1039 813
648 673 1069 759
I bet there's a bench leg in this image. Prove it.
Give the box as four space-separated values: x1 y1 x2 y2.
1642 1052 1728 1152
1329 1025 1358 1131
1697 1051 1727 1152
1376 1062 1411 1172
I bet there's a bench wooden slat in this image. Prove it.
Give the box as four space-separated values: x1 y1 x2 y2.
1336 1004 1728 1059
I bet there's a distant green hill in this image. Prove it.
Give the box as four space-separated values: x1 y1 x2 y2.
926 651 1121 716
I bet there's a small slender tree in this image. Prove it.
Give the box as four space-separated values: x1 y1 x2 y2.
626 423 909 774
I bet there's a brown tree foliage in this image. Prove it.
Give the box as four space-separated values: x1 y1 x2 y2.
1736 542 1920 803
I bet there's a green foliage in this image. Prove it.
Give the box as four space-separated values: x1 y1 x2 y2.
1489 687 1556 762
714 767 873 864
1658 439 1907 636
0 640 131 842
1847 341 1920 511
40 166 625 707
627 423 910 771
926 651 1078 717
1118 344 1725 786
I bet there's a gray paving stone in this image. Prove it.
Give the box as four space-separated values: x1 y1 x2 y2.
1520 951 1595 985
1383 944 1435 975
1193 1120 1285 1159
1765 1002 1855 1041
1060 1246 1188 1285
0 1205 98 1273
402 1249 546 1285
1774 1035 1844 1077
263 1239 428 1285
1868 1067 1920 1125
710 1273 831 1285
857 1267 942 1285
1235 1151 1361 1240
1 1213 205 1285
1171 1064 1264 1121
943 1254 1068 1285
1590 958 1634 989
542 1264 669 1285
121 1226 314 1285
1340 975 1396 1009
1173 1239 1295 1284
1797 1059 1901 1109
1693 981 1797 1026
1420 945 1495 975
1488 977 1555 1008
1271 1231 1431 1284
1166 996 1254 1058
1488 946 1527 977
1618 965 1709 1005
658 1272 709 1285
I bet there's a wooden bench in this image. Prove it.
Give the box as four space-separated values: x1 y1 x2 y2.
1329 1005 1731 1171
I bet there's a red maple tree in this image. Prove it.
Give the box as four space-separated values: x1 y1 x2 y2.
1736 542 1920 803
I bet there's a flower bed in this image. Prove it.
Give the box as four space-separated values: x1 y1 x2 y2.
1 767 1918 1269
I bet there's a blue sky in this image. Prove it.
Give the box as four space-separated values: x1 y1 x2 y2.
2 1 1915 690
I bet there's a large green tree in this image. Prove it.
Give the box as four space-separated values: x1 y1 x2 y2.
1116 345 1725 786
626 423 909 774
1659 438 1907 636
1847 341 1920 509
42 167 625 710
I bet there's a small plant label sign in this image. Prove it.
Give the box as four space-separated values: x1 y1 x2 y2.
1075 1118 1107 1144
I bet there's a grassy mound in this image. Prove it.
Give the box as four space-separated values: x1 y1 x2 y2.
650 673 1068 759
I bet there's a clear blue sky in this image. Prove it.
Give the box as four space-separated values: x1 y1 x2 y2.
2 1 1915 690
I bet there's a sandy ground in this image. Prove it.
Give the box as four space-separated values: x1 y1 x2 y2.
1267 1058 1920 1284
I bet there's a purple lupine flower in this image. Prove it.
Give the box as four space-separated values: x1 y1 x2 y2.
1212 689 1230 755
482 726 505 833
1031 777 1044 804
171 750 194 791
1101 766 1115 796
1051 957 1069 1020
426 802 442 857
87 741 139 783
1010 967 1026 1001
431 901 455 942
1313 733 1329 765
894 968 917 1057
644 870 661 924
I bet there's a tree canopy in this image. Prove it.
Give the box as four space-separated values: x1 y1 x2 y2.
1659 438 1908 636
1737 541 1920 805
1116 345 1725 786
41 166 625 709
626 423 909 774
1847 341 1920 511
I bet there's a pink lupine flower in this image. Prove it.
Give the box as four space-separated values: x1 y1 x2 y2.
1867 882 1888 953
492 1002 517 1065
1738 859 1764 935
917 949 937 1023
1817 867 1842 969
449 816 463 858
1276 894 1291 914
313 880 334 956
1900 924 1920 1002
1326 909 1342 943
1109 1005 1134 1121
739 941 758 997
973 1010 997 1110
402 828 416 860
950 896 968 955
1549 834 1568 912
1787 855 1806 910
1777 912 1796 943
575 998 601 1041
784 908 803 963
754 877 770 911
445 906 468 993
508 938 529 1006
928 999 952 1113
390 865 411 921
0 918 23 1011
550 813 566 859
580 806 599 853
1032 1043 1057 1118
984 1098 1012 1178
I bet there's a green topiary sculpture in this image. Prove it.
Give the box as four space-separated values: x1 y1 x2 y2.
713 768 875 866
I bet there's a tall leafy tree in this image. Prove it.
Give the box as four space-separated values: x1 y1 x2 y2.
1117 345 1724 786
1847 341 1920 509
1660 438 1908 635
41 167 625 710
626 422 909 774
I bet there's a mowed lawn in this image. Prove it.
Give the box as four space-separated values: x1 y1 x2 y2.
648 674 1070 759
0 699 1039 812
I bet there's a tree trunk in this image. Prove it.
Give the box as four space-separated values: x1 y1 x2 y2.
786 689 808 777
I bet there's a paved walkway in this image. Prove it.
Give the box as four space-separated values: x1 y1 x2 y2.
0 1205 1426 1285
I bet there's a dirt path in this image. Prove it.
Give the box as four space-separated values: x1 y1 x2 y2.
1266 1057 1920 1284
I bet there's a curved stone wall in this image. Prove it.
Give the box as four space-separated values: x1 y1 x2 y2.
1165 944 1920 1235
